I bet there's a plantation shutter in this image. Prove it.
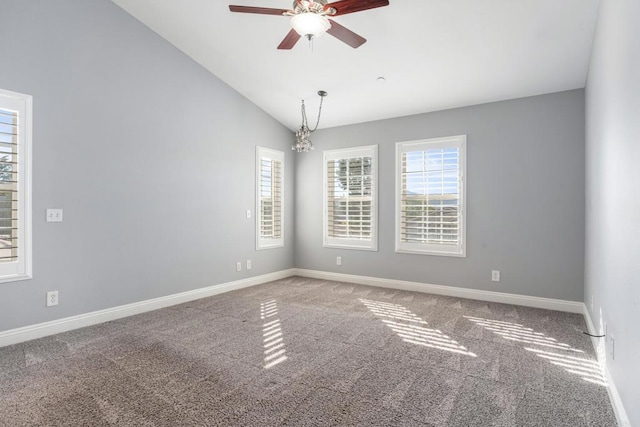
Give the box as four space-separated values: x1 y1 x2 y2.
396 136 466 256
256 147 284 249
324 145 378 250
260 157 281 239
327 157 372 239
0 108 18 263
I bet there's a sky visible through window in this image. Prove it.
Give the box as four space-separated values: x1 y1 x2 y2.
404 148 459 197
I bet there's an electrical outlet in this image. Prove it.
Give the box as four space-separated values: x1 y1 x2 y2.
491 270 500 282
246 260 252 270
236 262 242 272
46 291 59 307
336 256 342 266
46 209 63 222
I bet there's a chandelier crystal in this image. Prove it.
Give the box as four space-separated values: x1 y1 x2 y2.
292 91 327 153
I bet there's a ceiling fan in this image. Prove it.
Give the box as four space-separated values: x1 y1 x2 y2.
228 0 390 50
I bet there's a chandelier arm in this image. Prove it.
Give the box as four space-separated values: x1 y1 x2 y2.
301 100 308 127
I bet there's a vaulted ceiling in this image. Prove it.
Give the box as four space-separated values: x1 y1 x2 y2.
111 0 599 130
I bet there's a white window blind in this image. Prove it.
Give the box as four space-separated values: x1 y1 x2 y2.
324 145 378 251
0 108 18 263
0 89 32 282
256 147 284 250
396 136 466 257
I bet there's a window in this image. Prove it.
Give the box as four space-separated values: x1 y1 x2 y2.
324 145 378 251
0 89 32 282
256 147 284 249
396 135 466 257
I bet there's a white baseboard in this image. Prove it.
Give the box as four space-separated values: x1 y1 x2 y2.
583 306 631 427
293 269 584 313
0 269 295 348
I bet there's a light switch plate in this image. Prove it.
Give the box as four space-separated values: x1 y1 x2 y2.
46 209 63 222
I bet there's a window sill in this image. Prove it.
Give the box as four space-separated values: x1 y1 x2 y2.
256 243 284 251
324 242 378 252
0 273 33 284
395 248 466 258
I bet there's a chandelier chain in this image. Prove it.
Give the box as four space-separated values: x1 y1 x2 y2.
310 94 323 132
293 91 326 153
300 95 324 132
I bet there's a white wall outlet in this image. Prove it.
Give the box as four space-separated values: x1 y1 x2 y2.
246 210 251 219
336 256 342 266
236 262 242 272
46 291 59 307
246 260 252 270
46 209 63 222
491 270 500 282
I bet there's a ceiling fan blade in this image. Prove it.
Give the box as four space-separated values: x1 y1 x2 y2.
277 29 302 50
327 19 366 48
325 0 389 16
229 5 289 15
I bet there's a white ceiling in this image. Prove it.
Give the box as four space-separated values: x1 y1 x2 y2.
111 0 599 130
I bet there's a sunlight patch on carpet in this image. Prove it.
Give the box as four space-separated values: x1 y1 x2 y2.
465 315 606 386
261 300 288 369
360 299 476 357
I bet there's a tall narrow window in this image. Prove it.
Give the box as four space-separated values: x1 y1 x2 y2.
324 145 378 251
0 89 32 282
396 135 466 257
256 147 284 250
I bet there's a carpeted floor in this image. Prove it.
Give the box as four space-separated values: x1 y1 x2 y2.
0 277 616 426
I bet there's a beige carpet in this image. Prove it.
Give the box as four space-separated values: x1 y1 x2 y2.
0 277 616 426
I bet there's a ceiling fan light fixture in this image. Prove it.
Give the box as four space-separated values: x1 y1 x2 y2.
290 13 331 38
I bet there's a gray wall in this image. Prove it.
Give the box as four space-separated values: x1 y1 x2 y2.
295 90 586 301
585 0 640 424
0 0 294 331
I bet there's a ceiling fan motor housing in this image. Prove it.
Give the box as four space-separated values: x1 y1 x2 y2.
292 0 335 16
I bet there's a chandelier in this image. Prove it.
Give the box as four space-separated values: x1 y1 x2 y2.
292 90 327 152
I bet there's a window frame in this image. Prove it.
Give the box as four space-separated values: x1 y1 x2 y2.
323 145 378 251
255 146 284 250
0 88 32 283
395 135 466 257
